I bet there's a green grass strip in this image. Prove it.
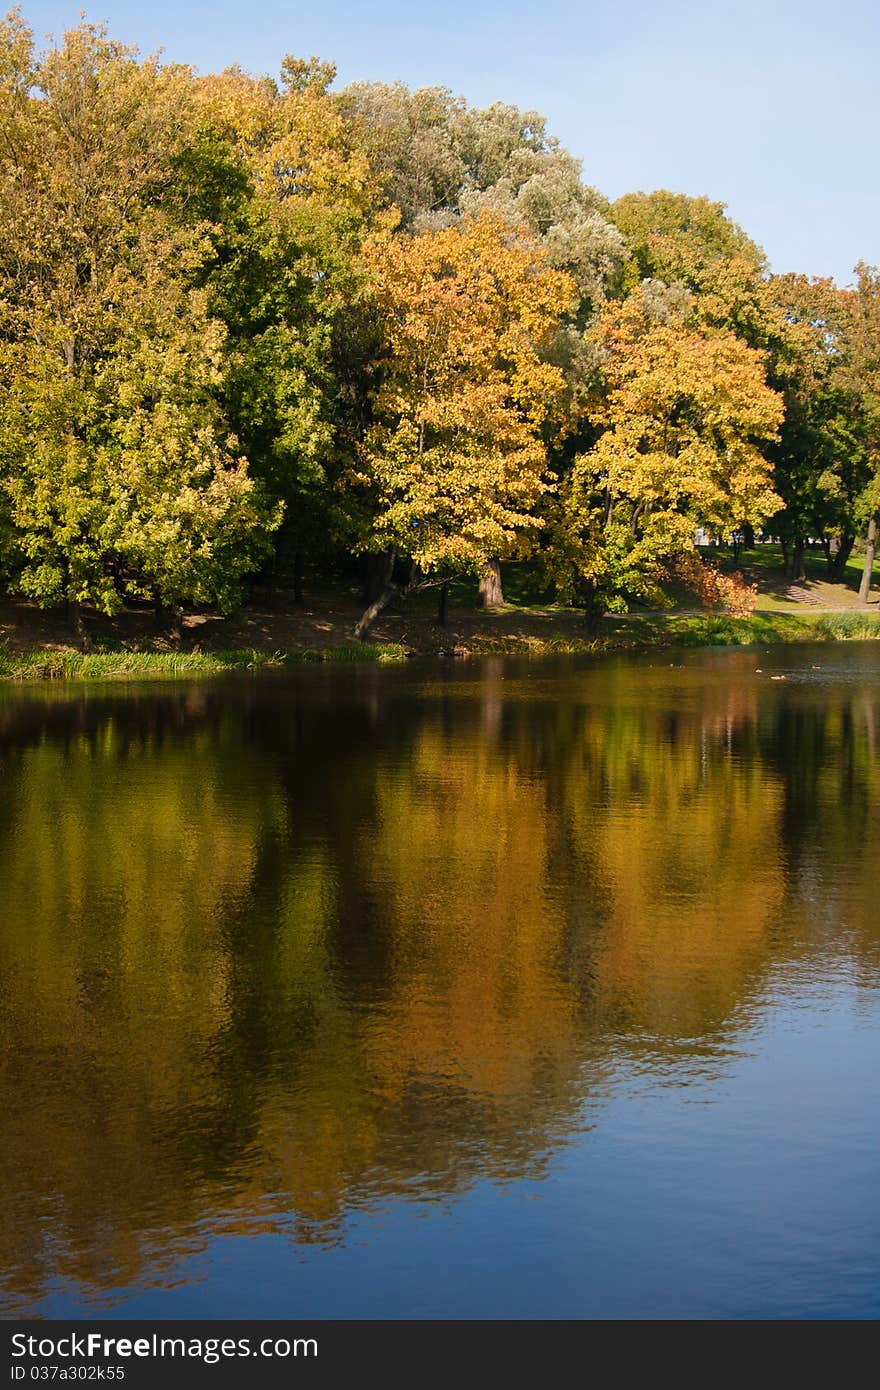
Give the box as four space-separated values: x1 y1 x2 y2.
0 643 411 682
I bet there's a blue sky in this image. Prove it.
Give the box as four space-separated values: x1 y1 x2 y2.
17 0 880 285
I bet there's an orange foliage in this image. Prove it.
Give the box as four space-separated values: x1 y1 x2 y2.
675 550 758 616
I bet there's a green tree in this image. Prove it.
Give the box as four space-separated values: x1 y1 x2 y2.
610 189 766 292
761 274 869 582
841 264 880 600
185 60 375 601
0 13 275 636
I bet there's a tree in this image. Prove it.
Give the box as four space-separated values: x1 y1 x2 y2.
759 274 869 583
456 111 625 319
549 287 783 617
839 265 880 602
608 191 865 588
187 59 375 601
351 211 574 636
0 14 275 635
337 82 467 228
340 85 626 608
610 190 766 293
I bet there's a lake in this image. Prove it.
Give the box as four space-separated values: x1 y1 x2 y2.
1 643 879 1319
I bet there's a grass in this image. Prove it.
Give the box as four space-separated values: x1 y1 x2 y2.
444 609 880 659
0 642 411 683
600 610 880 650
450 633 607 657
4 613 880 683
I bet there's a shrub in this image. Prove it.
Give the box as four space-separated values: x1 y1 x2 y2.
675 551 758 617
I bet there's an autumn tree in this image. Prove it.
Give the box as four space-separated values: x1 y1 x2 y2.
549 287 783 617
0 12 868 632
338 83 609 253
837 264 880 601
610 190 767 293
186 59 375 602
608 190 869 586
340 85 624 606
0 13 275 637
351 211 575 636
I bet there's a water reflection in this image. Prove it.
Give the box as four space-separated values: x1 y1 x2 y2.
1 647 879 1315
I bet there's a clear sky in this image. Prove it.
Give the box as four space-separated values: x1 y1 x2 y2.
17 0 880 285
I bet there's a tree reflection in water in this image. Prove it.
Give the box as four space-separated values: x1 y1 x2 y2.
1 649 879 1312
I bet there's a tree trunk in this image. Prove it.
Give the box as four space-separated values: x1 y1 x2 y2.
781 539 789 575
579 582 605 633
478 559 504 608
858 517 877 604
155 601 183 647
354 583 399 641
293 547 304 607
831 533 855 581
361 549 395 604
436 580 449 627
742 522 755 549
790 537 806 583
69 600 91 653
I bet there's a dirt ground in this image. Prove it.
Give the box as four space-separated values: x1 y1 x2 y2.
0 589 600 657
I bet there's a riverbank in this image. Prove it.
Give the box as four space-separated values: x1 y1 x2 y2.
3 596 880 682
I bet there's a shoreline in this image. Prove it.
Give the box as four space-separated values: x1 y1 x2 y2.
3 609 880 683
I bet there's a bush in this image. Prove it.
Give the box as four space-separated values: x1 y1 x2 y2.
675 552 758 617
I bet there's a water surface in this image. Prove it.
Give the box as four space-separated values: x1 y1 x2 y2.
1 644 879 1319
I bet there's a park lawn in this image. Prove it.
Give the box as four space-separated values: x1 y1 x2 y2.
698 543 875 612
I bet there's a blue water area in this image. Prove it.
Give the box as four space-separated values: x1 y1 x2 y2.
2 644 879 1319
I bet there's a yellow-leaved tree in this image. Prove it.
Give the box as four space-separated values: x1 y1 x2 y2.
0 14 282 642
352 211 575 635
550 286 783 618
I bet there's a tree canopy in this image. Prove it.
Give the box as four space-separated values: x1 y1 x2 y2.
0 8 877 635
